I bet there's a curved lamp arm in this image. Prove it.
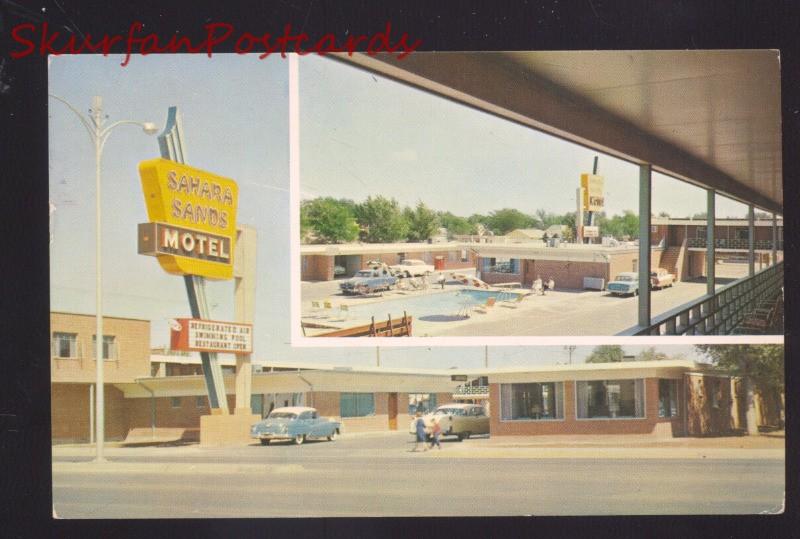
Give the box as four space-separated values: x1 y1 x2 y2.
48 93 96 143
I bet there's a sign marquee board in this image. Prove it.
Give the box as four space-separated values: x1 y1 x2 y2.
138 158 238 279
170 318 253 354
580 173 604 212
582 225 600 238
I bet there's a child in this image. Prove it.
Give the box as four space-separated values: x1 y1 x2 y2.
429 420 442 450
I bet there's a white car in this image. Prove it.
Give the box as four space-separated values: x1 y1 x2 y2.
390 259 435 277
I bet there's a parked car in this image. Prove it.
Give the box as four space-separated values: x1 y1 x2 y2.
607 272 639 296
339 267 397 295
333 265 347 277
410 403 490 441
250 407 341 445
390 259 435 277
650 268 675 290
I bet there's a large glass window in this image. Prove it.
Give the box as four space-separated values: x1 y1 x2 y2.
408 393 437 415
500 382 564 420
91 335 117 360
576 379 644 419
52 332 78 358
340 393 375 417
658 379 679 418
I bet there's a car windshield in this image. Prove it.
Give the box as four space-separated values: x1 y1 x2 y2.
355 271 373 277
268 412 297 420
616 275 636 282
434 408 467 416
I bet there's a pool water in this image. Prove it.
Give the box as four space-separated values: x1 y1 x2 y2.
345 288 522 322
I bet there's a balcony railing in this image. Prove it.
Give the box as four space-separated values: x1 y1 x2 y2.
453 385 489 398
687 238 783 250
623 261 784 335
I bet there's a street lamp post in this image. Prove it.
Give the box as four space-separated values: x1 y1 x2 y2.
50 94 157 462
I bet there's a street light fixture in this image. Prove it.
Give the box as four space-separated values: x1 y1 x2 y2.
49 94 157 462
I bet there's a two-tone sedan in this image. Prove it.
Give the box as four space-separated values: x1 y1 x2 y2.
606 272 639 297
412 403 490 441
650 268 676 290
250 407 341 446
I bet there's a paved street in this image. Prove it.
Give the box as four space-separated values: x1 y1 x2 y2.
53 432 785 517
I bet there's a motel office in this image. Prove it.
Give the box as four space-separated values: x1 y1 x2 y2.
51 311 781 443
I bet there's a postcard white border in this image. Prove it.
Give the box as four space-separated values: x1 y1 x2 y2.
288 54 784 349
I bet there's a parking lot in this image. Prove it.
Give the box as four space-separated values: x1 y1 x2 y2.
53 431 785 517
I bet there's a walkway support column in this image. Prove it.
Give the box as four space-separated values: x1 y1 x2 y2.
772 213 778 265
706 190 715 295
638 164 651 328
748 205 755 276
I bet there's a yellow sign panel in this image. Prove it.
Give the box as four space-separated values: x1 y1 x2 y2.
581 173 604 212
139 158 238 279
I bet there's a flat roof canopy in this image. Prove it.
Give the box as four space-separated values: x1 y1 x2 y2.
339 51 782 214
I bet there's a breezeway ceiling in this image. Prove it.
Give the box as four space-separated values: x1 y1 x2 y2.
339 50 782 213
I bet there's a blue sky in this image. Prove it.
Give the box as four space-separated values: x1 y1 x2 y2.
49 53 729 369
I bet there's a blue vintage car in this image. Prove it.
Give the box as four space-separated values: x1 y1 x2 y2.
250 407 341 445
339 267 397 295
607 272 639 296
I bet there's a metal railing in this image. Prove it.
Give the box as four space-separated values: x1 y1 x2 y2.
623 261 783 335
687 238 783 250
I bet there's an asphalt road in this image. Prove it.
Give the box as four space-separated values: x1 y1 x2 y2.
52 433 785 517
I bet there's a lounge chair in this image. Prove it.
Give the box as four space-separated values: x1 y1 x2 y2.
500 294 525 308
339 304 351 321
310 301 324 318
473 297 497 314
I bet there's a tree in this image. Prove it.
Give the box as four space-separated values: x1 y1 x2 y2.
300 197 360 244
438 211 474 237
585 345 624 363
485 208 538 235
404 202 439 242
354 195 409 243
598 210 639 240
694 345 784 435
636 347 670 362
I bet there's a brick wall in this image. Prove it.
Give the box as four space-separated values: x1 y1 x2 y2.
309 391 391 432
50 312 150 384
301 255 334 281
489 378 682 436
52 383 129 443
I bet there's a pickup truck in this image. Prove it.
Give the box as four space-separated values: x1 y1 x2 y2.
389 259 435 277
339 267 397 295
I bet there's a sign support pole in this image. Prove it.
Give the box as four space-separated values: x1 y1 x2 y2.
157 107 229 414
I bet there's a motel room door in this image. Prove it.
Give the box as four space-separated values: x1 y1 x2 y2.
388 393 398 430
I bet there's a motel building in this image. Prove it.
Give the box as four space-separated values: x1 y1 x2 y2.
52 311 781 444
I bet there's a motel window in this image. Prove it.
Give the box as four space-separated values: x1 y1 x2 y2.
708 379 722 409
658 379 679 418
196 396 207 409
52 332 79 358
408 393 437 415
695 227 706 239
397 253 406 261
461 249 468 262
651 225 658 233
735 228 749 240
576 379 645 419
500 383 564 421
170 397 182 409
91 335 118 360
488 257 519 274
340 393 375 418
448 251 457 262
302 257 308 273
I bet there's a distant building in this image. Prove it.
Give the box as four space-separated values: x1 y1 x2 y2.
506 228 546 242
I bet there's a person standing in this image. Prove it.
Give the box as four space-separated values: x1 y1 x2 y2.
412 411 428 452
437 273 446 289
429 420 442 450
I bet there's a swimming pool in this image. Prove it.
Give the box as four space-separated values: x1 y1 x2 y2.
344 288 523 322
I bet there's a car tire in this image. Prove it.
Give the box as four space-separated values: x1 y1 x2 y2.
260 438 270 446
456 433 465 442
463 431 471 440
327 430 338 441
293 434 305 445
